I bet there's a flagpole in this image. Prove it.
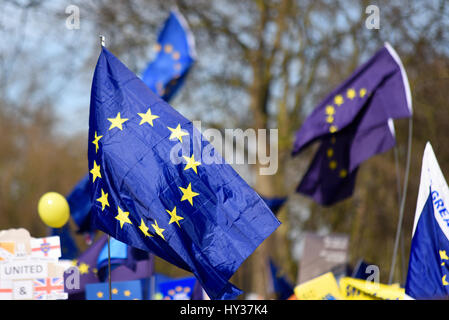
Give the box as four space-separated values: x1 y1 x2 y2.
107 235 112 300
393 146 407 283
98 34 111 299
388 116 413 284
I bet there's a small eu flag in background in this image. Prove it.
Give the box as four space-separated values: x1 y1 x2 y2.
142 9 195 102
405 143 449 299
87 46 280 300
159 277 197 300
86 280 143 300
292 43 412 206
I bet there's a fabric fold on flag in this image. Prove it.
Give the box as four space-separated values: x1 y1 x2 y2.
87 47 280 300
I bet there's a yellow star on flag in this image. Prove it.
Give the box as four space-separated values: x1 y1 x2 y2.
92 131 103 153
346 88 356 99
334 95 344 106
183 155 201 174
329 160 337 170
440 250 449 265
112 288 118 294
327 148 334 158
153 43 161 52
90 161 102 182
138 218 153 237
78 263 89 275
325 105 335 115
164 44 173 53
329 125 338 133
97 291 104 298
138 108 159 126
124 290 131 297
166 206 184 227
443 274 449 286
151 220 165 240
339 169 348 178
326 116 334 124
115 206 133 229
108 112 129 131
179 183 200 206
96 189 109 211
359 88 367 98
168 124 189 142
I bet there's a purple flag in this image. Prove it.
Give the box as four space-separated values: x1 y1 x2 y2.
293 43 412 205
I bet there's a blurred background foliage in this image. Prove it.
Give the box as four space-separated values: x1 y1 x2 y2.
1 0 448 298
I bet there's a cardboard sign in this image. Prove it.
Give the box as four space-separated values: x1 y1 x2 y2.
0 260 48 280
0 229 68 300
294 272 343 300
0 229 31 257
339 277 405 300
298 233 349 284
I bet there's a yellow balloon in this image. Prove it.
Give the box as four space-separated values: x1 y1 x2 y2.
38 192 70 228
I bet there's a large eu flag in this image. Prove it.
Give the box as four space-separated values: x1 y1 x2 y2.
292 43 412 205
87 46 280 300
62 10 195 236
142 9 195 102
405 143 449 299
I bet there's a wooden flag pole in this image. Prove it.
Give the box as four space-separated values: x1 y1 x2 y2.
388 116 413 284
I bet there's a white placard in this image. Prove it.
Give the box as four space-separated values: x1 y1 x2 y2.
13 280 33 300
0 260 48 280
30 237 61 259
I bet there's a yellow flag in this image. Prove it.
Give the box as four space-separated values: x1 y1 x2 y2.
294 272 343 300
339 277 405 300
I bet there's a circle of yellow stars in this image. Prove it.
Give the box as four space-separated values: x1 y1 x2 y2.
90 103 203 242
152 41 183 96
324 87 368 179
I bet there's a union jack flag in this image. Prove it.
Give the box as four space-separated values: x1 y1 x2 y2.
33 278 64 300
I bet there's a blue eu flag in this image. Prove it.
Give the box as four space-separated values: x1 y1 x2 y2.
87 46 280 300
142 9 195 102
86 280 143 300
159 277 197 300
405 143 449 299
292 43 412 205
50 224 79 260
